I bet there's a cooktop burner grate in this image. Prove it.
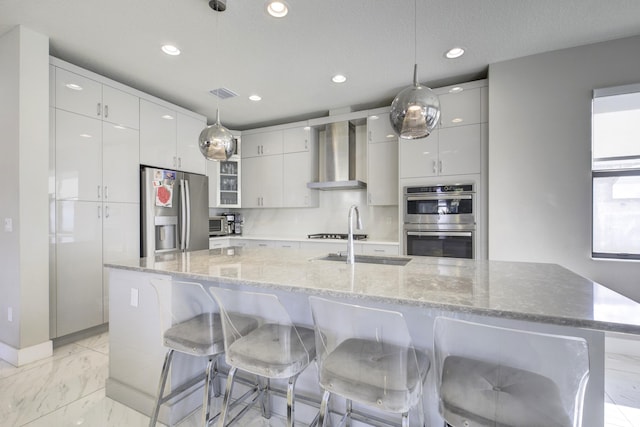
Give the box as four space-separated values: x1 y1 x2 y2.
307 233 368 240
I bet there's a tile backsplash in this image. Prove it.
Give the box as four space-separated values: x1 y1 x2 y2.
211 191 399 242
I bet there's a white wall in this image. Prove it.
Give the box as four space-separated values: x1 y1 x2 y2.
0 26 51 364
489 34 640 302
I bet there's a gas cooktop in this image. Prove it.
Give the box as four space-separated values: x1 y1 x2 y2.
307 233 368 240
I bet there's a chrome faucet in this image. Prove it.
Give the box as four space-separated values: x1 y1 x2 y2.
347 204 363 264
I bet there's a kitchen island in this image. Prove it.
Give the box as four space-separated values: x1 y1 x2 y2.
105 247 640 426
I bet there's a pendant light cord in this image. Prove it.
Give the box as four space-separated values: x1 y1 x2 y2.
414 0 417 66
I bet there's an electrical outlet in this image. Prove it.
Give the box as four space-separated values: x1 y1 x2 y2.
4 218 12 232
130 288 139 307
8 307 13 322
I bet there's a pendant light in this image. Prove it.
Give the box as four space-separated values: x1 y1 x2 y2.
199 1 236 161
199 109 236 160
389 0 440 139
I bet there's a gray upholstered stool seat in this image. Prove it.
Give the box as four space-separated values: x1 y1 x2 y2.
209 287 317 427
433 317 590 427
163 312 225 356
309 296 430 427
440 355 570 427
320 338 430 413
149 281 258 427
227 323 316 378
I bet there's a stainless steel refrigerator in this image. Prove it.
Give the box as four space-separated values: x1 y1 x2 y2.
141 166 209 257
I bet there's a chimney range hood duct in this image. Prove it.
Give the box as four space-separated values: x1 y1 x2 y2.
307 122 367 191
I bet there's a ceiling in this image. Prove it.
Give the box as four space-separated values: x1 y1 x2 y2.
2 0 640 130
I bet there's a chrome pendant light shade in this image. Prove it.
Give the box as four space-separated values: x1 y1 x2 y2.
199 110 235 161
390 64 440 139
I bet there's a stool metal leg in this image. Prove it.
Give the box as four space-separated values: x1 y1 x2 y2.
318 390 331 427
345 399 352 427
202 357 216 426
212 356 221 398
401 412 409 427
260 377 271 419
218 366 237 427
286 374 300 427
149 349 175 427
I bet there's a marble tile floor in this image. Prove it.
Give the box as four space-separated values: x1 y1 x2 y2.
0 331 639 427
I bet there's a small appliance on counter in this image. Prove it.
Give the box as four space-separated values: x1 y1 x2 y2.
209 216 228 237
222 212 243 235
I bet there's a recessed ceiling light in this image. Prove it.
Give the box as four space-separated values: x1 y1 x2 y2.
266 1 288 17
249 95 262 101
65 83 83 91
449 86 464 94
161 114 174 120
79 133 92 138
445 47 465 59
370 115 379 120
451 118 464 124
332 74 347 83
161 45 181 56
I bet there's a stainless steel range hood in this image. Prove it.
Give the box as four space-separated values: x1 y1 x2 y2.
307 121 367 190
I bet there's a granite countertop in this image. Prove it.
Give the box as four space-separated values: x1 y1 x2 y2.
106 247 640 335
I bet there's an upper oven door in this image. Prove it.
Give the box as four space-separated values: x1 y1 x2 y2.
404 192 474 224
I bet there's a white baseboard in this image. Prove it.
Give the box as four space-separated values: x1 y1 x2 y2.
0 339 53 367
606 331 640 357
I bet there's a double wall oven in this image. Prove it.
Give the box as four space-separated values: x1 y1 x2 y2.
403 184 476 259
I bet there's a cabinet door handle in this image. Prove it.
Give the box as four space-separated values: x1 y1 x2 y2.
178 157 182 168
105 205 110 218
97 205 101 218
374 249 385 253
97 185 101 199
104 104 109 118
439 160 443 173
173 156 177 167
97 103 101 116
305 140 308 150
104 186 108 200
432 160 437 174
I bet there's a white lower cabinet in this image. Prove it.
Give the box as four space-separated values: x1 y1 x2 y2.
55 200 103 337
54 200 139 336
361 243 399 256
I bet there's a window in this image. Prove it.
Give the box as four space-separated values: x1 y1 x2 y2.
592 84 640 260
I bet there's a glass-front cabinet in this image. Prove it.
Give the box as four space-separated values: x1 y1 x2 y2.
208 137 241 208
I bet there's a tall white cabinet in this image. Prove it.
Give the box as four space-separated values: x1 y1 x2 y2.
51 61 141 337
367 109 399 206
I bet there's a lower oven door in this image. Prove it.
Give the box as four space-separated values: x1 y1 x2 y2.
404 224 474 259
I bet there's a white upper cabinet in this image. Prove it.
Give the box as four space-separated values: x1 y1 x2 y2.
399 80 487 179
242 155 283 207
399 132 439 179
367 110 399 206
241 130 284 157
438 124 481 175
139 100 177 169
176 112 206 175
102 123 140 203
368 139 399 205
140 100 207 174
367 111 397 143
102 85 140 129
55 110 103 201
55 68 139 129
283 126 311 153
438 87 481 128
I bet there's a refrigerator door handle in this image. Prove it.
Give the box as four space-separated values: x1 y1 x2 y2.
185 179 191 250
180 179 187 251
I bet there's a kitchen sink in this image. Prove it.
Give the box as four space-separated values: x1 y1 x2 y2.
314 253 412 266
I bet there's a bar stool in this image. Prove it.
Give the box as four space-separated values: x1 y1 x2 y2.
148 279 257 427
433 317 590 427
308 296 430 427
207 287 317 427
